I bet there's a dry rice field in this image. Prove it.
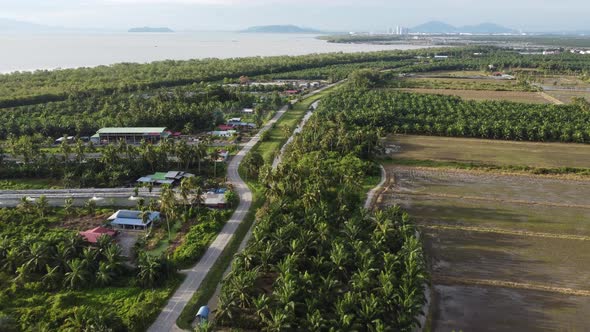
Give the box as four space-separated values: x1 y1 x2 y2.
395 88 552 104
545 90 590 103
377 166 590 331
386 134 590 168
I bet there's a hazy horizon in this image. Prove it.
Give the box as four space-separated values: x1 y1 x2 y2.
2 0 589 33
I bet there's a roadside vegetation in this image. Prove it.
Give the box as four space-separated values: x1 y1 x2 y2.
0 203 177 331
320 89 590 143
214 81 428 331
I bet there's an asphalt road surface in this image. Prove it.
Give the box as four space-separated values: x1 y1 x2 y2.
147 103 289 332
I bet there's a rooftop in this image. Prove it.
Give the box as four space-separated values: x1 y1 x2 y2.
79 226 117 244
97 127 167 135
108 210 160 227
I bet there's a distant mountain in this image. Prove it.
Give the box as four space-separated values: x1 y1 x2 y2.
412 21 517 34
241 25 322 34
412 21 458 34
128 27 174 33
0 18 65 32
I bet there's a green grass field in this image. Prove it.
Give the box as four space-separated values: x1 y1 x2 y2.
253 86 340 163
0 178 64 190
386 135 590 169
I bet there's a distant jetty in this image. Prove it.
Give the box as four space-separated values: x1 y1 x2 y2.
128 27 174 33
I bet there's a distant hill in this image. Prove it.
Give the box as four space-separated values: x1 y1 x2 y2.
0 18 66 32
412 21 517 34
241 25 322 34
128 27 174 33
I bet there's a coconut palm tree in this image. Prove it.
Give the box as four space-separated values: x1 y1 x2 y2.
42 264 63 290
159 185 178 242
35 195 50 218
63 198 74 216
64 258 90 289
95 261 114 286
23 241 50 273
137 253 161 288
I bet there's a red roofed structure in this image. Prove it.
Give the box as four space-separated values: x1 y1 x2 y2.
218 124 234 131
79 226 117 244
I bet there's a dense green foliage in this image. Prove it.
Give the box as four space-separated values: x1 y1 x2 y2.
2 138 222 187
172 209 232 268
0 206 177 331
0 51 419 108
319 89 590 143
257 60 415 82
0 85 282 139
216 86 427 331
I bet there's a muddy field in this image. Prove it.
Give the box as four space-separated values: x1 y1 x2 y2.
433 284 590 332
545 90 590 103
378 166 590 331
394 88 551 104
387 134 590 168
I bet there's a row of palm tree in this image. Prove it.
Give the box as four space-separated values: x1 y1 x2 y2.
216 83 428 330
0 231 125 290
4 134 225 187
318 88 590 143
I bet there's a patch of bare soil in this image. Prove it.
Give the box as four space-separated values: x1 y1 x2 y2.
58 213 110 231
376 165 590 331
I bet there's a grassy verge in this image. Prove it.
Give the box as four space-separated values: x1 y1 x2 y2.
175 86 341 330
176 182 263 330
383 158 590 177
146 220 184 256
254 86 341 163
0 178 63 190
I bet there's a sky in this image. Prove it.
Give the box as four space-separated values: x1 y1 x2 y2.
1 0 588 32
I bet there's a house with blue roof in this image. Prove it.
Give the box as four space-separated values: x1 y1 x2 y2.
107 210 160 230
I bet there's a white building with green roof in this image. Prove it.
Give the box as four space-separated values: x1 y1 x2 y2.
91 127 169 144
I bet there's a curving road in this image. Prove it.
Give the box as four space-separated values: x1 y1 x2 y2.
149 83 343 331
147 103 290 332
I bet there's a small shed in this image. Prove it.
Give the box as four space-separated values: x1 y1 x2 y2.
203 192 227 208
79 226 117 244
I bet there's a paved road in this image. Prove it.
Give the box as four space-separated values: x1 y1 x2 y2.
149 83 344 331
147 104 289 332
0 187 161 207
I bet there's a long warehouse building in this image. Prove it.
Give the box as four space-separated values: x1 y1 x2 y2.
91 127 169 144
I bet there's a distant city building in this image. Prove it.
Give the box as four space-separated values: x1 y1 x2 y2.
395 26 409 35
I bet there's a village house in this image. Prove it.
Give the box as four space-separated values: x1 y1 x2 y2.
137 171 194 186
203 189 228 208
216 150 230 162
108 210 160 231
79 226 117 244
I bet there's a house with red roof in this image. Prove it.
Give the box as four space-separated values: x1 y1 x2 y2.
79 226 117 244
218 124 234 131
